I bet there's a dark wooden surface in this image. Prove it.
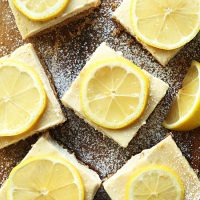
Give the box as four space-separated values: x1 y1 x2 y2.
0 0 199 199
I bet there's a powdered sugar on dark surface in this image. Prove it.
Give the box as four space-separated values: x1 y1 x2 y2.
0 0 199 199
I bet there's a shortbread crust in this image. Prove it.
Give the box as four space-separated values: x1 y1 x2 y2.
62 43 169 147
0 44 65 149
103 136 200 200
8 0 101 39
113 0 182 66
0 134 101 200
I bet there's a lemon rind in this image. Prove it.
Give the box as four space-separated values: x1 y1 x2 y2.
130 0 200 50
13 0 70 22
125 164 185 200
7 156 85 200
80 57 150 129
0 59 47 136
163 60 200 131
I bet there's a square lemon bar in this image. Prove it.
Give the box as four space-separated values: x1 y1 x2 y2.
0 44 65 149
62 43 169 147
113 0 182 66
8 0 101 39
103 136 200 200
0 134 102 200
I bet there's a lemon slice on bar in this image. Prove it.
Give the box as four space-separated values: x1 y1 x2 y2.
0 60 47 136
163 61 200 131
7 157 84 200
13 0 69 21
131 0 200 50
126 165 185 200
80 58 149 129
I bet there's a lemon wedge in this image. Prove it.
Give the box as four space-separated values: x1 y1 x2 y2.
131 0 200 50
80 58 149 129
7 156 84 200
163 61 200 131
126 165 185 200
0 60 47 136
13 0 69 21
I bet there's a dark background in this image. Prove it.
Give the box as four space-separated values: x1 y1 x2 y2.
0 1 199 199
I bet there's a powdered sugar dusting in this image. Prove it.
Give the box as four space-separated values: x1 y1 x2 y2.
0 2 23 56
0 0 199 199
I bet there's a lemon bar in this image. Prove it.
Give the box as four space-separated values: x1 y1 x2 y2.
0 134 101 200
0 44 65 149
62 43 169 147
113 0 182 66
103 136 200 200
8 0 101 39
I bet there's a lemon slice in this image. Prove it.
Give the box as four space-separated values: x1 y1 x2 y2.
13 0 70 21
126 165 185 200
80 58 149 129
0 60 47 136
131 0 200 50
7 156 84 200
163 61 200 131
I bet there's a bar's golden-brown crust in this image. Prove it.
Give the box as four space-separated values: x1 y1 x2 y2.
8 0 101 39
0 44 66 149
112 0 182 66
0 134 102 200
103 136 200 200
61 42 169 147
23 6 101 40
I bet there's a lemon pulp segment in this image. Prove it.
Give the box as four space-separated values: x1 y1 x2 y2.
7 156 85 200
13 0 70 21
0 60 47 136
131 0 200 50
163 61 200 131
126 165 185 200
80 58 149 129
